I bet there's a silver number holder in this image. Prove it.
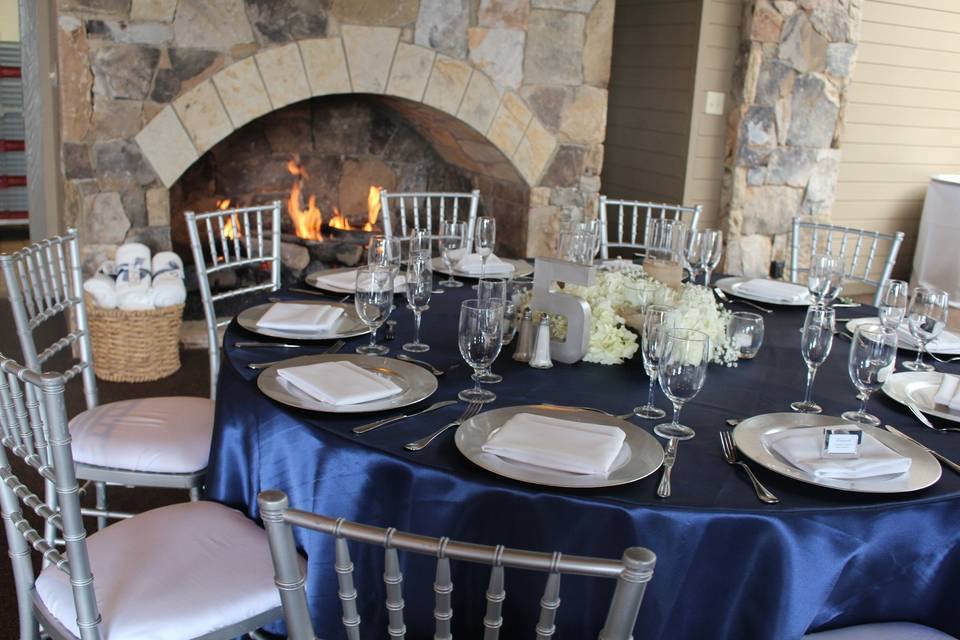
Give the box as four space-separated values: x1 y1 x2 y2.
531 257 597 364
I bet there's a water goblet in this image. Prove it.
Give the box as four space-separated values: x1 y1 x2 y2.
367 235 402 277
474 276 511 383
408 228 432 261
354 266 394 355
684 231 706 284
654 328 710 440
807 254 842 305
790 304 835 413
842 324 897 426
475 216 496 281
877 279 909 330
634 305 675 420
700 229 723 286
572 219 602 265
458 299 503 403
727 311 764 360
439 221 466 288
903 286 950 371
403 255 432 353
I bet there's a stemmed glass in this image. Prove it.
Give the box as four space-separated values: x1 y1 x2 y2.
654 328 710 440
457 299 503 403
877 279 909 330
699 229 723 286
572 219 602 265
367 236 402 277
807 254 843 305
475 277 510 383
354 266 394 355
842 324 897 426
403 255 432 353
408 228 432 261
634 305 675 419
684 233 705 284
475 216 496 281
903 286 950 371
727 311 764 360
439 221 466 288
790 305 835 413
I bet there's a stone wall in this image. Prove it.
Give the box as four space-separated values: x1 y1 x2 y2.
55 0 616 270
722 0 863 276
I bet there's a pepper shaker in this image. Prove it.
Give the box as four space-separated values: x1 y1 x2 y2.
529 315 554 369
513 308 534 362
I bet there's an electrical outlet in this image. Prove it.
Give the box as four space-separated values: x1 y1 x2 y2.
705 91 725 116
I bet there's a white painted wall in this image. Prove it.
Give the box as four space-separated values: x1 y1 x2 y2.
0 0 20 42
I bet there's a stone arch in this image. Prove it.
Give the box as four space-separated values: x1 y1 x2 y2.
134 30 558 191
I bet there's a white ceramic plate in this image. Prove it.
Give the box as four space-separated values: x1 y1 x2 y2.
236 302 370 340
714 276 813 306
257 354 438 414
431 257 534 280
846 317 960 354
305 267 407 294
883 371 960 424
455 404 663 488
732 412 941 493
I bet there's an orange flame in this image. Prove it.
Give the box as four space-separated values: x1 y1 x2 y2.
218 199 238 240
364 186 381 232
328 207 353 231
286 158 323 241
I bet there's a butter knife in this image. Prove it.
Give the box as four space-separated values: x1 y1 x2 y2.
657 438 679 498
884 425 960 475
353 400 458 434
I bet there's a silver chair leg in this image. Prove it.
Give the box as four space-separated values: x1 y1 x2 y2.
189 486 201 501
94 482 107 530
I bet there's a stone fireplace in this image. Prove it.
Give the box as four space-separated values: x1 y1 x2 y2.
55 0 616 274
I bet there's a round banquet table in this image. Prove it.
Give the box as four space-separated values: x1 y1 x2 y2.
207 281 960 640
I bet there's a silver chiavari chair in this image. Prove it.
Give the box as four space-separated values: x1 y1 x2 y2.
788 217 905 307
185 201 282 401
259 490 656 640
1 230 214 533
598 196 702 259
380 189 480 249
0 354 288 640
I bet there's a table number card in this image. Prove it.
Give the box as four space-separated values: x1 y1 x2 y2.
531 257 597 364
821 427 863 459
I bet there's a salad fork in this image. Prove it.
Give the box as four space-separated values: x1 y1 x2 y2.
720 430 779 504
404 401 483 451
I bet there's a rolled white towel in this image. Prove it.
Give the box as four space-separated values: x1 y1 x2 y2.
934 375 959 406
115 243 152 291
152 278 186 307
96 260 117 277
152 251 184 281
83 274 117 309
116 288 156 311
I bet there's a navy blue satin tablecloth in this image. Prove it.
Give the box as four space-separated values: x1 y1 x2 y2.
207 283 960 640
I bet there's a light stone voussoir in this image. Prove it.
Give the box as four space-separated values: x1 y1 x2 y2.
173 80 234 154
458 71 502 135
423 55 473 116
512 117 556 185
211 56 273 129
488 91 533 157
299 38 352 96
386 43 436 101
135 106 199 188
256 43 311 109
342 25 401 93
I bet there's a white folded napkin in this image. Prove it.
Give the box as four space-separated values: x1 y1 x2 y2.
116 288 156 311
277 361 402 406
934 374 960 410
456 253 515 275
256 303 344 332
763 427 912 479
311 270 406 292
480 412 626 476
734 279 809 303
895 322 960 352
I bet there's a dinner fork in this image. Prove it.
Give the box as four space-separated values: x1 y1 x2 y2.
713 287 773 314
404 401 483 451
247 339 345 370
907 402 960 433
719 430 780 504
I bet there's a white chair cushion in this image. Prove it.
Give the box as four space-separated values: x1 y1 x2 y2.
69 397 214 474
36 501 295 640
804 622 957 640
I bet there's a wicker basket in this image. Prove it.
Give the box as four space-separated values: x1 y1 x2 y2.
85 298 184 383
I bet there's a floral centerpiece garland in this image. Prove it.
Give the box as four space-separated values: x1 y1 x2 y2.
554 264 740 366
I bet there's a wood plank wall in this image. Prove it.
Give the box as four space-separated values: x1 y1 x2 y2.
833 0 960 282
602 0 702 205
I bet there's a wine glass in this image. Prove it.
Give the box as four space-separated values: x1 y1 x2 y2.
790 304 835 413
807 254 842 305
700 229 723 286
354 266 394 355
475 277 510 383
408 228 432 261
877 279 909 330
842 324 897 426
475 216 496 281
458 299 503 403
654 328 710 440
727 311 764 360
903 286 950 371
439 221 466 288
572 219 601 265
403 255 432 353
684 231 706 284
634 305 675 419
367 235 402 277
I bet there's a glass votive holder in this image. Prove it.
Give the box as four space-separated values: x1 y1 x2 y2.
728 311 764 359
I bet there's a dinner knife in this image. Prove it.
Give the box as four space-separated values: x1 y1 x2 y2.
657 438 679 498
234 341 304 349
353 400 458 434
884 425 960 475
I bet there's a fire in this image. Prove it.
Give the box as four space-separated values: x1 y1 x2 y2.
286 158 323 241
328 208 352 231
218 199 238 240
365 186 381 232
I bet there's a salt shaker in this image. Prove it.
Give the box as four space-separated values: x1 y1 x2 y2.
513 308 534 362
529 315 554 369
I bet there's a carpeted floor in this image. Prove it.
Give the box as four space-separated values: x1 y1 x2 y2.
0 300 207 639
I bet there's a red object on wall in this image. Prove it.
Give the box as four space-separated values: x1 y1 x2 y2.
0 176 28 189
0 65 21 78
0 140 25 152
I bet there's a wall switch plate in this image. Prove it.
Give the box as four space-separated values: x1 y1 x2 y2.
705 91 725 115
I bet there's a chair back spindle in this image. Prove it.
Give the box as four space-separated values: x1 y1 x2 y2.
598 196 702 259
258 490 656 640
380 190 480 250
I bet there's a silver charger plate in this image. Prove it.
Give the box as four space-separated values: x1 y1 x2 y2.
305 267 407 294
883 371 960 424
237 302 370 340
257 354 438 414
846 317 960 354
714 276 813 306
455 404 664 489
431 257 534 280
732 412 941 493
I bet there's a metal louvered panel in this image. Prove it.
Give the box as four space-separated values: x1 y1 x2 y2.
0 40 27 226
0 151 25 175
0 42 20 66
